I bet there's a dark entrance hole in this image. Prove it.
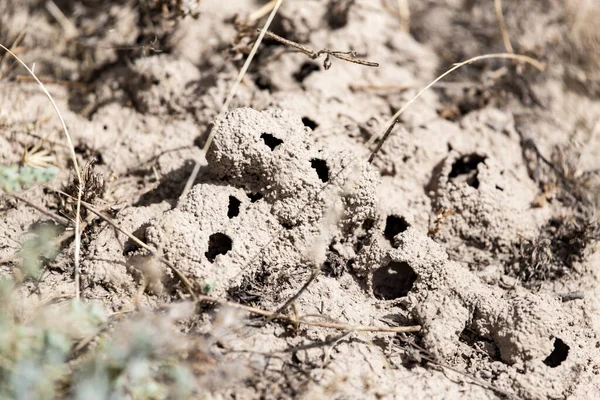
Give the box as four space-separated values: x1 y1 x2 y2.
260 133 283 151
372 261 417 300
205 233 232 263
543 338 569 368
384 215 410 244
227 196 241 218
448 154 487 189
247 192 263 202
302 116 319 130
310 158 329 182
293 62 320 82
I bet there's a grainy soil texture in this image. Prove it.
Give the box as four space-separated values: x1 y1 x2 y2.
1 1 600 399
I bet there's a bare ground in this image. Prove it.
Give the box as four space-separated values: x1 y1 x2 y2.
1 0 600 399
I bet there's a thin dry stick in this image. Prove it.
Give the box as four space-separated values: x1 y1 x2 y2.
196 294 421 333
494 0 514 54
262 30 379 70
367 53 545 162
249 0 277 22
397 0 410 32
70 198 198 300
274 268 320 314
8 192 71 226
181 0 284 201
0 200 114 266
0 43 84 300
46 0 78 40
0 29 27 80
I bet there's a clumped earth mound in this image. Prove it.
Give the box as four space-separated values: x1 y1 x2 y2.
1 1 600 399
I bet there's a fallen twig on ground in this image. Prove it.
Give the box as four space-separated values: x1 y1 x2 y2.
274 268 321 315
0 43 84 299
55 191 198 300
196 294 421 333
8 192 71 226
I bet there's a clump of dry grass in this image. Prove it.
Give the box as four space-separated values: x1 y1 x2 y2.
513 213 600 282
510 135 600 283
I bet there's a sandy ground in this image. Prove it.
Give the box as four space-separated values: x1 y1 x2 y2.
1 0 600 399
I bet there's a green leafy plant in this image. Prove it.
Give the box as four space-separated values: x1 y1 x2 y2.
19 224 60 279
0 165 59 193
0 301 107 400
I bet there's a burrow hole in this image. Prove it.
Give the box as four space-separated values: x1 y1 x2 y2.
310 158 329 182
372 261 417 300
260 133 283 151
227 196 241 219
247 192 263 202
459 327 501 361
205 233 232 263
384 215 410 244
448 153 487 189
302 116 319 130
293 62 320 82
543 338 569 368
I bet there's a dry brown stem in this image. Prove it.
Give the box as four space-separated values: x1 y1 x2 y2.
196 294 421 333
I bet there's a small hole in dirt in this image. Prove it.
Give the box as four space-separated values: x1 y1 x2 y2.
362 218 376 231
205 233 232 263
247 192 263 202
302 117 319 130
459 327 501 361
310 158 329 182
260 133 283 151
384 215 410 244
254 74 274 91
372 261 417 300
448 154 487 189
103 125 108 130
293 62 320 83
543 338 569 368
227 196 241 218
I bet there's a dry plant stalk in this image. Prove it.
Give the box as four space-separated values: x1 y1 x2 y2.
494 0 514 54
262 30 379 70
196 295 421 333
72 198 198 300
397 0 410 32
249 0 278 22
8 192 70 226
181 0 284 201
0 43 85 300
367 53 545 162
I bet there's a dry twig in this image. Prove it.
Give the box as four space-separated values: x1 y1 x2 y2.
53 191 198 300
0 43 85 300
196 294 421 333
367 53 545 162
494 0 514 54
181 0 284 201
8 192 70 226
262 30 379 70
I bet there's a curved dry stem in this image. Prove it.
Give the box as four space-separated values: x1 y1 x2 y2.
196 294 421 333
181 0 284 201
494 0 514 54
0 43 84 300
367 53 545 162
